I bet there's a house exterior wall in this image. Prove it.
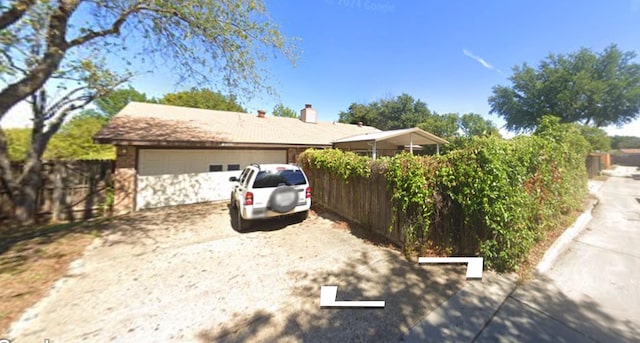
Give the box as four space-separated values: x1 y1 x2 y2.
112 146 318 213
138 149 287 176
113 146 137 215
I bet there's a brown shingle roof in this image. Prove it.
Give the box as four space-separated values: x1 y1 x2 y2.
620 149 640 154
95 102 380 147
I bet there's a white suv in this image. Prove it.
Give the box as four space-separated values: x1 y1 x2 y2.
229 163 311 231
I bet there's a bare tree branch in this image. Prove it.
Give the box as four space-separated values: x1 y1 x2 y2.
0 0 37 31
0 1 79 118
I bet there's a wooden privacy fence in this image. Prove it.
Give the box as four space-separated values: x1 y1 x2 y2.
611 151 640 167
305 167 481 254
305 167 405 245
586 153 611 178
0 160 115 223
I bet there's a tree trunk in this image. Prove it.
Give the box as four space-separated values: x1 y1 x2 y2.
13 158 43 224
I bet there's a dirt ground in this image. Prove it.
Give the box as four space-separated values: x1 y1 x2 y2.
0 219 104 334
3 202 467 342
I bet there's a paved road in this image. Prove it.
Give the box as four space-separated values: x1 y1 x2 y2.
477 170 640 342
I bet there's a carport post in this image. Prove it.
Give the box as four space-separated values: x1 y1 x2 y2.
409 133 414 154
372 141 377 160
436 144 440 155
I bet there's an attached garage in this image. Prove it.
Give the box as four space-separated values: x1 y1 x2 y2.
94 102 381 214
135 149 288 210
138 149 287 176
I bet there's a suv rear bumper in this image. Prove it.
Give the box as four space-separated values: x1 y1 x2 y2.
241 202 311 220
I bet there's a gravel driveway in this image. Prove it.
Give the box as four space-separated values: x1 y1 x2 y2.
6 202 466 342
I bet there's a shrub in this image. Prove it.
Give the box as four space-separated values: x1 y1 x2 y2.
300 117 589 271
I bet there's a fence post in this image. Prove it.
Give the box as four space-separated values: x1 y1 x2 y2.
51 161 67 222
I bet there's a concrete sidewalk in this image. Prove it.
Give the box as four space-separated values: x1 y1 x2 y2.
399 167 639 342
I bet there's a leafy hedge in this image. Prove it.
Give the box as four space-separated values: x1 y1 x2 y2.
301 116 589 271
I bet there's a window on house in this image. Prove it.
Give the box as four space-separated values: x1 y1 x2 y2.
209 164 223 172
227 164 240 171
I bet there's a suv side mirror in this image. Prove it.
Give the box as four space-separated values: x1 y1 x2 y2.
229 176 239 182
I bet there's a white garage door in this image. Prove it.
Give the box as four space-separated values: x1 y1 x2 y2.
138 149 287 176
136 149 287 210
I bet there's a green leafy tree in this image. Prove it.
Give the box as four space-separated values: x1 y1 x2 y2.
272 103 298 118
611 135 640 149
5 128 30 161
338 93 432 130
95 87 152 117
159 88 245 112
418 113 460 139
577 125 611 152
0 0 297 223
489 44 640 132
46 110 115 160
460 113 500 137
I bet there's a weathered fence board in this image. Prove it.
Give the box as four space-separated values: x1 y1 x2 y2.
611 152 640 167
305 167 406 246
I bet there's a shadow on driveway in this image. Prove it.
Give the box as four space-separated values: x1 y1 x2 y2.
196 248 468 342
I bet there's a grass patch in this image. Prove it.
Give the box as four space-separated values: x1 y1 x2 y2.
0 218 111 334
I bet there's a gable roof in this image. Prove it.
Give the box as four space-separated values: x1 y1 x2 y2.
94 102 380 147
333 127 449 145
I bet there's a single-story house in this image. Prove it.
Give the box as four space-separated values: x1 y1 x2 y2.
95 102 382 213
95 102 447 213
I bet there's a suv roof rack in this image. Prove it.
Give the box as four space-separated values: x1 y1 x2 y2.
250 163 261 170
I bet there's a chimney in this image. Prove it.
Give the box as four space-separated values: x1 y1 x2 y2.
257 109 266 118
300 104 317 123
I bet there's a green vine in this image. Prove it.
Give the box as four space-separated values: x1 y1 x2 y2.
384 153 438 254
299 149 371 180
299 117 589 272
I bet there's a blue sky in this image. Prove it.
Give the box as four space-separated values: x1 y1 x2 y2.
3 0 640 136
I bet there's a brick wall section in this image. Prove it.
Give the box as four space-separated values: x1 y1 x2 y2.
113 146 137 214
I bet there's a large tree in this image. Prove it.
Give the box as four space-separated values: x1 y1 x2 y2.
95 87 152 117
611 135 640 149
577 125 610 152
459 113 500 137
0 0 297 223
489 44 640 132
46 110 115 160
159 88 244 112
272 103 297 118
417 113 460 139
338 93 432 130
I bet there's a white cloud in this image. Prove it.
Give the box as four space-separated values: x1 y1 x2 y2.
605 118 640 137
463 49 500 72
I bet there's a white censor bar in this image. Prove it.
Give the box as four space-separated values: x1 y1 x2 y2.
320 286 385 308
418 257 484 280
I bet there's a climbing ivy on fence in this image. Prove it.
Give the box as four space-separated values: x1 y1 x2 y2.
299 116 590 271
299 149 371 180
384 153 439 252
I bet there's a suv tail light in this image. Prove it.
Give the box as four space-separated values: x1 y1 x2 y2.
245 192 254 205
305 187 311 199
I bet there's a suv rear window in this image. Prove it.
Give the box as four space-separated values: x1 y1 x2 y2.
252 169 307 188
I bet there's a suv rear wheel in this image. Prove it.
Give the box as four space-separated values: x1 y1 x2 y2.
235 206 251 232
